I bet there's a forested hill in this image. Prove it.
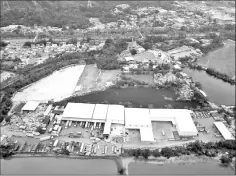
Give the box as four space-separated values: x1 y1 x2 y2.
0 1 175 28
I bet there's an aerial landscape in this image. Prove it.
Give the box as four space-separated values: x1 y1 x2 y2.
0 1 235 175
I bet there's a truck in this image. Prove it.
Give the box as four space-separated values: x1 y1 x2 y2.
57 126 62 134
48 128 52 133
65 121 69 128
80 143 84 153
162 130 165 136
40 136 51 141
53 139 59 147
68 121 72 127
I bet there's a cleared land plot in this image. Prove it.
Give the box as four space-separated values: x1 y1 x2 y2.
74 65 99 94
12 65 85 102
198 41 235 77
194 117 223 142
152 121 175 141
74 65 120 96
126 74 154 84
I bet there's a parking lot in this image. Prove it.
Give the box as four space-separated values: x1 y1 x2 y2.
125 129 141 144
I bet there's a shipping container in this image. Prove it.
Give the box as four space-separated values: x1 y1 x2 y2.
40 136 51 141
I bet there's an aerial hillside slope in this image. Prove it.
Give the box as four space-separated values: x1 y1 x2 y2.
0 1 174 28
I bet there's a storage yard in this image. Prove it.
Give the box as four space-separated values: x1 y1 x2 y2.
12 65 85 102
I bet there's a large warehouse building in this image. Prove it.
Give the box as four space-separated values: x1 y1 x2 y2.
62 103 198 141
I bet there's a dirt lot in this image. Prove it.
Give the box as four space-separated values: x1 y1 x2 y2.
12 65 85 102
73 65 120 96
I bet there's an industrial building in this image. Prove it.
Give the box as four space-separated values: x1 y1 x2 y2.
214 122 235 140
61 103 198 141
21 101 40 111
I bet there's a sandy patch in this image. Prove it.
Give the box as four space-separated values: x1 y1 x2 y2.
12 65 85 103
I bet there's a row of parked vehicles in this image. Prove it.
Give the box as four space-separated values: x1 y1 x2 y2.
191 111 212 119
64 121 103 129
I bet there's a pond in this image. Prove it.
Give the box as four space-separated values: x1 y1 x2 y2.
184 68 235 106
61 87 199 109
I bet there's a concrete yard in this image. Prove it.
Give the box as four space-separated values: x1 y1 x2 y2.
12 65 85 102
152 121 175 141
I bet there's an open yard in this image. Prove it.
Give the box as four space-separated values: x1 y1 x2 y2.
73 64 120 96
152 121 175 141
194 117 224 142
12 65 85 102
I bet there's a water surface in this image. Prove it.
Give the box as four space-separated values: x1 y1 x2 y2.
129 162 235 175
63 87 199 109
184 68 235 105
1 158 117 175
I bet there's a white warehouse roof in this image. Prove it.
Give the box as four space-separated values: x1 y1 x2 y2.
125 108 152 128
22 101 40 111
106 105 125 124
214 122 235 140
92 104 109 120
149 109 198 136
62 103 95 120
175 111 198 136
140 128 155 142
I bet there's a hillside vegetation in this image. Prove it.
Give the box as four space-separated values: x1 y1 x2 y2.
0 1 174 28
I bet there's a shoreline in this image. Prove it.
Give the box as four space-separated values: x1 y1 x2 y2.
4 154 234 175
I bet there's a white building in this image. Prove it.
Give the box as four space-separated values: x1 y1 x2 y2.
22 101 40 111
149 109 198 137
214 122 235 140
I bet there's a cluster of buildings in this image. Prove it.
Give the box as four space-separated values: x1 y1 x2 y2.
61 102 199 142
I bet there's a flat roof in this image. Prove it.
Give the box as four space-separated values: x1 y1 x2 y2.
140 128 155 142
149 109 198 135
175 111 198 134
22 101 40 111
62 103 95 120
92 104 109 120
214 122 235 140
103 121 112 135
106 105 125 124
125 108 152 128
44 104 53 116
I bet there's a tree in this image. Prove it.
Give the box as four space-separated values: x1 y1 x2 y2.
35 126 45 134
220 155 232 164
130 49 137 55
142 149 151 159
5 116 11 123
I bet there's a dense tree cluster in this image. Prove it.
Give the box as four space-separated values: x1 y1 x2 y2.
123 140 235 161
206 68 235 85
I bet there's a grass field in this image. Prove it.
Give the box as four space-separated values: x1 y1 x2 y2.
198 41 235 77
126 74 154 85
12 65 85 102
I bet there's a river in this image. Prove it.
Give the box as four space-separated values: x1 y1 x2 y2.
1 157 235 175
184 68 235 106
129 162 235 175
61 87 199 109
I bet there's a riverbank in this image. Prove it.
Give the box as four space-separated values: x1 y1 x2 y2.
5 153 234 175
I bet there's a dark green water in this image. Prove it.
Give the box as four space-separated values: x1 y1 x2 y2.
62 87 199 109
